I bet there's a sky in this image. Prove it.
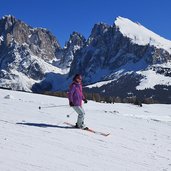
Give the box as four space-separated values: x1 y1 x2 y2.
0 0 171 47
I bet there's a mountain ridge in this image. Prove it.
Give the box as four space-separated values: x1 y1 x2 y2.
0 15 171 103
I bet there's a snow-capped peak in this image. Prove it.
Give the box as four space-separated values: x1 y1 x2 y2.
115 16 171 54
2 14 14 19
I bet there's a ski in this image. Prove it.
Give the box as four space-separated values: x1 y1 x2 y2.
63 122 110 137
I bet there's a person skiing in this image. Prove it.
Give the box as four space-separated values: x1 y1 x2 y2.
68 74 88 129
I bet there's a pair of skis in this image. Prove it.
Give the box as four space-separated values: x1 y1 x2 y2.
63 122 110 137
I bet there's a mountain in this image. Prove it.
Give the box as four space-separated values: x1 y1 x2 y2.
69 17 171 103
70 17 171 81
0 15 63 91
56 31 86 69
0 15 171 103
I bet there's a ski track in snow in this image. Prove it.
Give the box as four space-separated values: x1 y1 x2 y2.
0 89 171 171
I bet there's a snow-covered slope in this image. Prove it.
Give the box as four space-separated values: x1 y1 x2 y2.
0 44 67 91
0 89 171 171
115 17 171 54
86 61 171 90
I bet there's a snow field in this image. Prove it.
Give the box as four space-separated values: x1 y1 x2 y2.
0 89 171 171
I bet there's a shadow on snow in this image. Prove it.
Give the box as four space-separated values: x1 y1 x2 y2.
16 122 75 129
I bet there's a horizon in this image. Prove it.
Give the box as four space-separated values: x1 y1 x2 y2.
1 0 171 47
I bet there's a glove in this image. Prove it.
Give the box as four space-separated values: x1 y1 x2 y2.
69 102 74 106
83 99 88 104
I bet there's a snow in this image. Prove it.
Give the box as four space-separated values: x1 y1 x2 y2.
154 61 171 68
0 88 171 171
73 45 81 53
86 57 148 89
136 69 171 90
115 17 171 54
11 69 40 91
87 60 171 91
0 40 70 91
0 35 4 41
2 15 13 19
86 79 114 88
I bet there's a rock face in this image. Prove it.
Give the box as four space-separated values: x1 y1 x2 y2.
0 15 61 61
54 31 86 70
68 17 171 103
69 19 171 84
0 15 62 91
0 15 171 103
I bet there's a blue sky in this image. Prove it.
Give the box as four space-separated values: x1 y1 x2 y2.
1 0 171 47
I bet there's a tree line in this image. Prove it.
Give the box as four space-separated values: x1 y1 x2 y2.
43 91 159 106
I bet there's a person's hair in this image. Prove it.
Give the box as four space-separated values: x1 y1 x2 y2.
73 74 81 81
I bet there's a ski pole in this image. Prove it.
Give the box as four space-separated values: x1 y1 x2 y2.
38 105 69 110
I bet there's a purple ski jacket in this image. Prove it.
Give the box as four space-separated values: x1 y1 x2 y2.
68 82 85 106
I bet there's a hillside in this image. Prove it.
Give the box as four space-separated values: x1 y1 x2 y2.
0 89 171 170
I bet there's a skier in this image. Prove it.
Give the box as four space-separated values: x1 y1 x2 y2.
68 74 88 129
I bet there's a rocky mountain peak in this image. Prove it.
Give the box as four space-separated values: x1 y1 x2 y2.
0 15 61 62
0 15 64 91
65 31 86 50
55 32 86 70
90 22 110 38
1 15 18 30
